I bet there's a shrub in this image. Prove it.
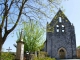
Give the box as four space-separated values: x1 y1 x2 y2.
33 51 56 60
33 57 56 60
0 52 15 60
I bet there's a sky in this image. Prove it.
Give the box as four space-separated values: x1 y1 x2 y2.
2 0 80 52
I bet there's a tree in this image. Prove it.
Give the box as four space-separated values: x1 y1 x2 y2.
77 46 80 49
16 20 45 60
0 0 28 58
0 0 62 58
17 20 45 53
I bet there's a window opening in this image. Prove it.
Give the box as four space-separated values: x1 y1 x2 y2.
56 25 59 32
57 29 59 32
62 25 64 27
56 25 59 27
59 17 62 22
62 30 64 32
61 25 65 32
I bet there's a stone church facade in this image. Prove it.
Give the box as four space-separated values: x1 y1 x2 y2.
44 9 76 59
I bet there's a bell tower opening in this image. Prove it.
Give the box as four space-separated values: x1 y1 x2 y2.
59 17 62 22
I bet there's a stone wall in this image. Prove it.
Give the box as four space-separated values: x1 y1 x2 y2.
44 9 76 59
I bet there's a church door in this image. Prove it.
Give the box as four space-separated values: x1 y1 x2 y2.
59 49 65 59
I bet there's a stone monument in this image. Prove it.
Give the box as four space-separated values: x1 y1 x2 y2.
15 30 24 60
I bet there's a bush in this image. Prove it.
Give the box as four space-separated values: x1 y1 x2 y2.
33 57 56 60
0 52 15 60
33 51 56 60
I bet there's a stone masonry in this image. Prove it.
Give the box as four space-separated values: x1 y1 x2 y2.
44 9 76 59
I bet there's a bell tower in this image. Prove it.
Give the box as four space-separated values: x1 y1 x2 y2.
44 9 76 59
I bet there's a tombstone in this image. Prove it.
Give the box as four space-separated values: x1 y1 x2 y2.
15 30 24 60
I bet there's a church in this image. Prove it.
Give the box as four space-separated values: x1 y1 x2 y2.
44 9 76 59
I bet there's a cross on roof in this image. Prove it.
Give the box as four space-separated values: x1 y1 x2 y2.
6 47 12 52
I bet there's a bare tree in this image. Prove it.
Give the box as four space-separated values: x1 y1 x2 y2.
0 0 28 58
0 0 62 58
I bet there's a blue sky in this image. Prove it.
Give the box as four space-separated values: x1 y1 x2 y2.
2 0 80 52
61 0 80 47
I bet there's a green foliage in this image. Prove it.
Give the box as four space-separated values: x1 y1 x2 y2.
23 21 45 52
77 46 80 49
31 51 56 60
17 20 45 52
0 52 14 60
33 56 56 60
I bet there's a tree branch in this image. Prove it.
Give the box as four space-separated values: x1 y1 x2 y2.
2 0 27 43
8 0 14 11
2 31 9 44
5 16 8 32
1 0 8 28
8 0 27 34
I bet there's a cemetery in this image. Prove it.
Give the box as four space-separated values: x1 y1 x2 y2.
1 9 80 60
0 0 80 60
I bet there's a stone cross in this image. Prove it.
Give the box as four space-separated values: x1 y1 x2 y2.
6 47 12 52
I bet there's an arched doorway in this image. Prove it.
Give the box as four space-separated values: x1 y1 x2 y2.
58 48 66 59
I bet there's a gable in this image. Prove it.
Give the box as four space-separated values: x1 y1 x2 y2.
47 9 71 32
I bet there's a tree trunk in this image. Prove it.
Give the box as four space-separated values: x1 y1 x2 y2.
0 42 2 60
0 35 3 60
34 51 37 57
